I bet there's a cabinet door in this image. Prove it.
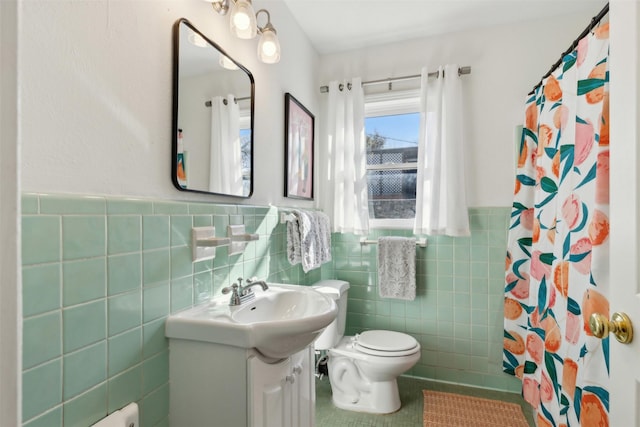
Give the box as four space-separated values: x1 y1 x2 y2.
290 347 315 427
248 356 292 427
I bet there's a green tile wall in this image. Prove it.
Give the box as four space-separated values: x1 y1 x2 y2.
321 207 521 393
20 193 304 427
21 194 518 426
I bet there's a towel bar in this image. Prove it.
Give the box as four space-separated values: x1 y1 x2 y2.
360 237 427 248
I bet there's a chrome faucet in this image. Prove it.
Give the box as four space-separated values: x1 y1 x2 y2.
221 277 269 306
244 277 269 293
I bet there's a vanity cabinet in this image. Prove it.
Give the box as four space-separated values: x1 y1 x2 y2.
249 346 314 427
169 339 315 427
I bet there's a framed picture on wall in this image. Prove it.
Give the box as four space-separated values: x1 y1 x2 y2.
284 93 314 200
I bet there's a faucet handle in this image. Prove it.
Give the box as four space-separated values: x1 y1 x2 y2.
222 283 241 306
246 276 259 284
221 283 238 294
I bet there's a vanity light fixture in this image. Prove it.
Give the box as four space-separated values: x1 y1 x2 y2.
208 0 281 64
256 9 280 64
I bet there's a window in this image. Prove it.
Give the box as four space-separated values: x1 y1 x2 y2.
365 90 421 228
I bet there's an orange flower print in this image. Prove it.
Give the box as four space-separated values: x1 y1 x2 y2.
580 393 609 427
570 237 593 275
544 320 562 353
586 63 607 104
540 371 554 403
514 177 522 195
548 283 557 308
533 218 541 243
517 141 528 168
582 288 609 335
589 209 610 245
530 250 551 281
504 330 526 355
577 36 589 67
536 166 546 183
544 75 563 101
505 251 512 271
595 150 609 204
504 298 523 320
523 377 541 407
553 261 570 298
506 272 530 299
599 91 609 146
565 312 581 344
514 364 525 379
561 194 581 230
553 104 569 130
594 22 609 40
526 102 538 130
562 358 579 400
551 150 560 178
520 208 534 230
526 333 544 364
537 124 553 157
536 413 553 427
575 120 595 166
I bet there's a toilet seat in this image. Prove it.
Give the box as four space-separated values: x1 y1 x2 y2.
353 330 419 357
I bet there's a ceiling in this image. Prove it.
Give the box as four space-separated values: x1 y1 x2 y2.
281 0 608 55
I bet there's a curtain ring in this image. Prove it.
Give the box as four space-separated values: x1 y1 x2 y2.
338 83 344 92
347 82 352 91
223 99 228 105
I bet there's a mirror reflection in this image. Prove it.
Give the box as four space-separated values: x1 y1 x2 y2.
172 18 254 197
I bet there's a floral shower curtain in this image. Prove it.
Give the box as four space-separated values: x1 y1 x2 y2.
503 24 610 427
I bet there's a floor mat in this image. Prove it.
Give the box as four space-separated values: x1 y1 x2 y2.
423 390 529 427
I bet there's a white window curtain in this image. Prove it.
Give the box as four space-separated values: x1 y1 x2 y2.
320 78 370 235
414 65 470 236
209 95 243 195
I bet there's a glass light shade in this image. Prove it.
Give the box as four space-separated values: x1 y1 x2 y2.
257 28 280 64
229 0 257 39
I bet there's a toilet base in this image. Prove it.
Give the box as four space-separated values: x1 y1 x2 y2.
330 378 401 414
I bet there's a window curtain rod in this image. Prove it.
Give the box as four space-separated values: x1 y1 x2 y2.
319 65 471 93
528 2 609 95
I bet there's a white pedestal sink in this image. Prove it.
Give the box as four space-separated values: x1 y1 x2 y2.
165 283 337 360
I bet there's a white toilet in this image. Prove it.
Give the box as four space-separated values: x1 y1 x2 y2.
312 280 421 414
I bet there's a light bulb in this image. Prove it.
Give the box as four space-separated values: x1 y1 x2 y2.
261 40 276 57
233 12 251 30
257 27 280 64
229 0 257 39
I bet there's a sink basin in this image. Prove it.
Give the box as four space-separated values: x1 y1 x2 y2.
165 283 337 359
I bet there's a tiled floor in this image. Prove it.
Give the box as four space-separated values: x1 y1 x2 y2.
315 375 535 427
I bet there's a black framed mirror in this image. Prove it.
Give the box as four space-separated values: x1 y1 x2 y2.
172 18 254 197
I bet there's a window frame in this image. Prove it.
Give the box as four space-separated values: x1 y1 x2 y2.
364 89 421 229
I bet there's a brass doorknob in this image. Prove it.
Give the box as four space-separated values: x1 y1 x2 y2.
589 312 633 343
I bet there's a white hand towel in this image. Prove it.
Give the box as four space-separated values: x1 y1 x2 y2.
377 236 416 300
286 210 332 272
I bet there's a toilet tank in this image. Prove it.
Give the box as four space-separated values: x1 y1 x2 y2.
312 280 350 350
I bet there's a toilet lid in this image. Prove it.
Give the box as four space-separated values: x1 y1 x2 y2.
354 330 419 356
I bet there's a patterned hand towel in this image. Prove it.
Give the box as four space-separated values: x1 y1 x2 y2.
286 210 332 272
377 236 416 300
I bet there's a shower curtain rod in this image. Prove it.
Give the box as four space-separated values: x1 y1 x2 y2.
319 66 471 93
528 2 609 95
204 96 250 107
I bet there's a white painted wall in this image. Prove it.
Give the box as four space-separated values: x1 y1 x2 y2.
318 10 599 207
19 0 319 208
